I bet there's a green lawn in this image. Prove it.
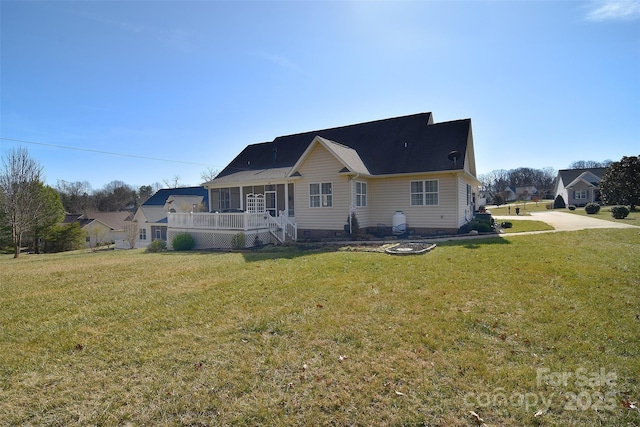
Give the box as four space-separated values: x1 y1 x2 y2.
487 202 551 216
1 230 639 426
566 205 640 225
499 220 555 233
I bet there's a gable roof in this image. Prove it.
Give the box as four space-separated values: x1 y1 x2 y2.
143 186 209 207
137 205 170 223
211 112 473 182
557 168 606 188
292 136 371 176
62 213 91 227
62 211 131 230
164 194 206 211
82 211 131 230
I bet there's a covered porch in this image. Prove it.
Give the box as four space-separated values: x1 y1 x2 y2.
209 182 295 217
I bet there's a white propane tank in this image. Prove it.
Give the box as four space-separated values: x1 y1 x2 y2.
392 211 406 235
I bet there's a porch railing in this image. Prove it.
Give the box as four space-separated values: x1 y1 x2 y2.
279 210 297 241
168 212 297 242
168 212 270 230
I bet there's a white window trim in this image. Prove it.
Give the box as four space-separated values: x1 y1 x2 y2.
575 189 587 200
355 181 367 207
309 182 333 208
410 179 439 206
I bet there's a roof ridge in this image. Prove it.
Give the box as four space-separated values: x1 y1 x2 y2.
274 112 433 140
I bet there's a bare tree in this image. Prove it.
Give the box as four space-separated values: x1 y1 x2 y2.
568 160 612 169
478 169 510 194
200 167 219 183
86 225 107 252
0 147 45 258
55 180 92 213
163 175 183 188
124 221 139 249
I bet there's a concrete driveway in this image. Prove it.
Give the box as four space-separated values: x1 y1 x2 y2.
494 211 639 232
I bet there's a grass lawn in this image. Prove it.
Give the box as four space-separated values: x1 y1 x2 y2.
499 220 555 233
1 230 639 426
487 202 551 216
566 205 640 226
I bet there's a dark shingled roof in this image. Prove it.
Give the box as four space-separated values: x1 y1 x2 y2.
216 113 472 178
558 168 606 186
143 186 209 206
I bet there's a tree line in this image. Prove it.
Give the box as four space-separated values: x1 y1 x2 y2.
55 167 219 214
55 180 160 214
478 160 615 202
0 147 218 257
478 167 557 199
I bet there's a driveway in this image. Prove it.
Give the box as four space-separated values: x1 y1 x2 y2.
494 211 639 232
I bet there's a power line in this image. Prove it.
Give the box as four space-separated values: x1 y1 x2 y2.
0 137 219 168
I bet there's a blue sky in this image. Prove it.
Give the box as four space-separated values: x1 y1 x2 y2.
2 0 639 190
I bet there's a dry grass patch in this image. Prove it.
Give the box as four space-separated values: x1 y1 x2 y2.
1 231 639 426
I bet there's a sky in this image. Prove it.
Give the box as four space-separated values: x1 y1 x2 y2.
1 0 639 191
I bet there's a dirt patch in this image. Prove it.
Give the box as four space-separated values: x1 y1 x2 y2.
338 242 437 254
385 242 436 255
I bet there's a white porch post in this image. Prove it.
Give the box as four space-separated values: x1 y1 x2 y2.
239 186 244 211
284 182 289 217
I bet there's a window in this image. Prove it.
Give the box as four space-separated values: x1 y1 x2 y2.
575 189 587 200
467 184 471 206
410 180 438 206
139 228 146 240
310 182 332 207
355 181 367 207
219 188 230 210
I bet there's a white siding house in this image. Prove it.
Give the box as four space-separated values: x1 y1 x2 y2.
167 112 481 248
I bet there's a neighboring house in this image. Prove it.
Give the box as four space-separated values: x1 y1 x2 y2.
167 112 481 249
514 186 538 201
499 187 518 202
121 187 209 249
63 211 131 248
553 168 606 207
477 189 490 207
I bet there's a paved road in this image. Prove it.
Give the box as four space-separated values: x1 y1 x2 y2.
494 210 639 232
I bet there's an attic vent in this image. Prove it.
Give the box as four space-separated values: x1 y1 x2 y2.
404 142 408 148
447 150 461 168
272 148 278 165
